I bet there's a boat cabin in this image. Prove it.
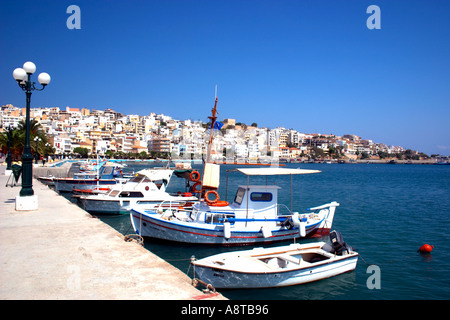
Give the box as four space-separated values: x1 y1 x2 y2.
195 167 322 229
232 185 280 211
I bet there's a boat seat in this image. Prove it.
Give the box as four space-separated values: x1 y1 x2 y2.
279 254 301 265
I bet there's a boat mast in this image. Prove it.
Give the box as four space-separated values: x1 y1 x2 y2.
206 87 218 164
199 87 219 200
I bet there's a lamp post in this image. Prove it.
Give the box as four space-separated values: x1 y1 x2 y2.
12 61 50 197
34 136 41 164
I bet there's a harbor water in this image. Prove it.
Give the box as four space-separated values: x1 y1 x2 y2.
84 161 450 300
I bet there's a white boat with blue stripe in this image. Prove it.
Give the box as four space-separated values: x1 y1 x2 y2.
130 167 339 245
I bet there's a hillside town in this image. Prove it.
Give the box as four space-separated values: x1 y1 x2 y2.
0 103 432 163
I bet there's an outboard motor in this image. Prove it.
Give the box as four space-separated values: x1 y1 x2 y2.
323 230 351 255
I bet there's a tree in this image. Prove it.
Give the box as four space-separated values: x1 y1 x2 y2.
139 151 148 159
0 127 22 161
0 120 49 161
73 147 89 158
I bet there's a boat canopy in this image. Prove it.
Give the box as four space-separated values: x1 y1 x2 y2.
236 168 321 176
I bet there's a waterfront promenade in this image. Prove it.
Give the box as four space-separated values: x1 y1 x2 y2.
0 166 225 300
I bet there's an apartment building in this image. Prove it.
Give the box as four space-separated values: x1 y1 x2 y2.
0 104 412 160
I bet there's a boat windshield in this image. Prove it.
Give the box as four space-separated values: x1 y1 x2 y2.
128 175 144 183
108 190 120 197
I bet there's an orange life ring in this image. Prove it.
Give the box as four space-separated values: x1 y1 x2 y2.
189 170 200 182
205 190 219 205
192 182 202 192
210 200 229 207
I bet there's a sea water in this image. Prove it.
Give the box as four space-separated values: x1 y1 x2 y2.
96 162 450 300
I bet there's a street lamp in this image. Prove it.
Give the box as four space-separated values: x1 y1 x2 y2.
34 136 41 164
12 61 50 198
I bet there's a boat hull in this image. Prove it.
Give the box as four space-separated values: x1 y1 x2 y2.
80 198 193 215
79 198 130 214
193 254 358 288
55 179 117 192
130 210 332 245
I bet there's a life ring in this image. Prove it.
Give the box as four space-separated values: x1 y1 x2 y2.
189 170 200 182
192 182 202 193
205 190 219 205
210 200 229 207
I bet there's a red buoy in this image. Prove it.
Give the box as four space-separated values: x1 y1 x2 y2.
418 244 434 253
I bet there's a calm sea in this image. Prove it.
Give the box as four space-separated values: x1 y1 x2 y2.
92 161 450 300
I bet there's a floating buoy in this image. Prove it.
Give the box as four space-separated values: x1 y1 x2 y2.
418 244 434 253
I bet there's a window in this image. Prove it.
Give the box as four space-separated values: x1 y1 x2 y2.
250 192 273 202
234 188 246 205
129 175 143 183
119 191 144 198
108 190 120 197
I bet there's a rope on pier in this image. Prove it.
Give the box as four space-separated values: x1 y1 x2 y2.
124 234 144 246
189 256 217 295
192 278 217 294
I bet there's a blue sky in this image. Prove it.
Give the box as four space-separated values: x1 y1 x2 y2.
1 0 449 155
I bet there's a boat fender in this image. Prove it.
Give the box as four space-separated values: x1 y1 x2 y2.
292 213 306 237
418 244 434 253
299 221 306 237
189 170 200 182
292 212 300 226
261 226 272 238
223 222 231 239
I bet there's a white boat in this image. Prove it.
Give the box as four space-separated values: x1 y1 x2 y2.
191 230 358 289
130 166 340 245
74 168 198 214
130 95 340 245
53 163 124 192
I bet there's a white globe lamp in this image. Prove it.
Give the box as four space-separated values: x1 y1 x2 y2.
38 72 51 86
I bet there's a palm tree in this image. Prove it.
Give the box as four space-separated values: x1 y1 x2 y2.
17 119 48 156
1 120 49 161
0 127 23 161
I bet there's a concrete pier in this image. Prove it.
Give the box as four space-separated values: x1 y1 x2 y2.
0 166 226 300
